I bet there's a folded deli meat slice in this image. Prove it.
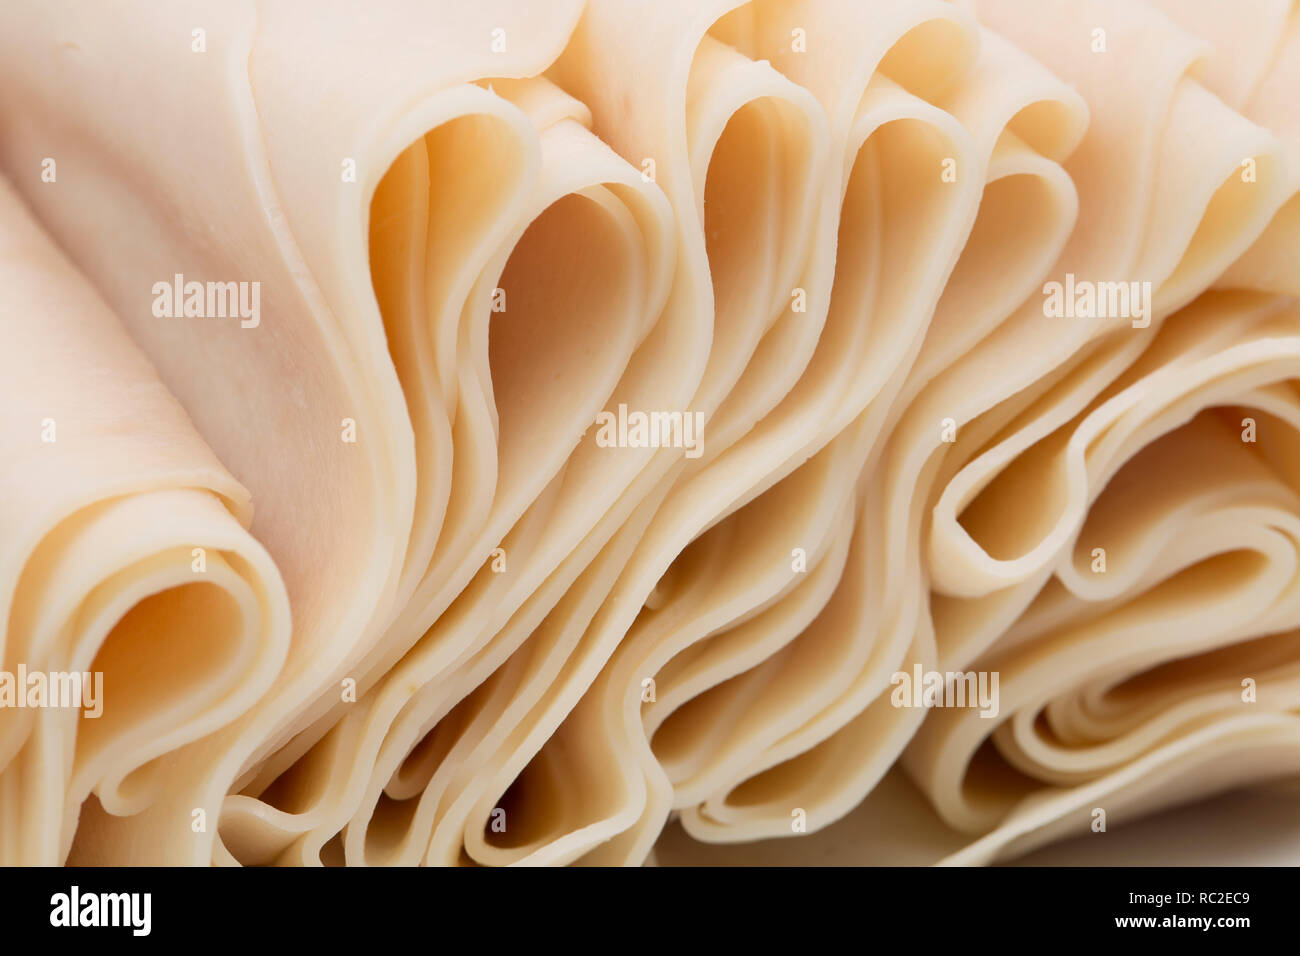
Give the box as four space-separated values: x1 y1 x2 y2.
1155 0 1300 298
289 1 838 866
660 0 1300 865
0 0 642 863
233 77 681 865
2 0 1300 867
0 179 290 865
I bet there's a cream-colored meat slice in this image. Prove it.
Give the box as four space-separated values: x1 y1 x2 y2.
668 32 1088 849
925 1 1288 604
225 79 679 865
907 309 1300 848
661 0 1300 863
661 311 1300 861
447 0 977 868
0 0 591 864
1218 5 1300 296
5 0 1300 870
926 294 1297 679
398 0 980 866
0 178 289 865
649 24 1087 850
1143 1 1300 300
295 0 839 866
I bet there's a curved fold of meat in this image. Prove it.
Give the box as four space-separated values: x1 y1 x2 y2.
656 0 1300 866
0 180 290 865
1 0 1299 867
